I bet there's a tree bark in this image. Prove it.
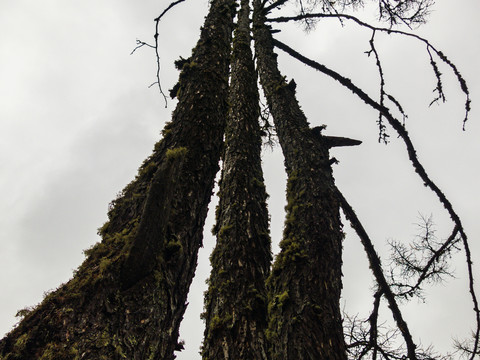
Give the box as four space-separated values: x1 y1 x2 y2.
202 0 271 358
253 1 347 359
0 1 235 359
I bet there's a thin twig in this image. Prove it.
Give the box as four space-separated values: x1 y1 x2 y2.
148 0 188 107
268 12 471 128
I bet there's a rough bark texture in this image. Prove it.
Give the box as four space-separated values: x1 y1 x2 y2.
0 1 235 359
253 1 347 359
202 0 271 358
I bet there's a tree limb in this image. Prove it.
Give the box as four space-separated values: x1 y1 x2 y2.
335 187 418 359
268 12 470 128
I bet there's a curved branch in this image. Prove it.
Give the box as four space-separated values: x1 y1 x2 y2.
133 0 188 108
268 12 471 128
335 187 418 359
154 0 187 22
263 0 289 14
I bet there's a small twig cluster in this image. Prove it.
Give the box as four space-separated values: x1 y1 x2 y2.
259 96 278 148
388 215 460 300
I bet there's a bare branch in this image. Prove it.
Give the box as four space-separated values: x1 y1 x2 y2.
336 187 418 359
427 47 446 107
366 29 389 143
130 39 155 55
264 0 289 13
268 12 471 126
154 0 187 22
131 0 188 108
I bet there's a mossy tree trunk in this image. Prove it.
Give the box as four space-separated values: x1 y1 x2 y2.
0 0 235 359
201 0 271 358
253 1 347 359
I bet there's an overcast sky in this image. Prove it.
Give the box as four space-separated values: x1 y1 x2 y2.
1 1 479 358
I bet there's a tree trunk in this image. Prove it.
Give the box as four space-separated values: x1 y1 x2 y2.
201 0 271 358
253 1 347 359
0 1 235 359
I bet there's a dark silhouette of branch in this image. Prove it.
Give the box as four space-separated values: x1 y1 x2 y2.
151 1 190 107
130 39 155 55
388 218 460 299
268 12 471 128
154 0 187 22
427 47 446 107
366 29 389 143
263 0 289 13
335 187 418 359
264 0 433 28
462 232 480 359
130 0 188 108
272 37 479 359
377 0 434 28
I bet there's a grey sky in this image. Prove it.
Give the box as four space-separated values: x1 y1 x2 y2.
1 1 479 359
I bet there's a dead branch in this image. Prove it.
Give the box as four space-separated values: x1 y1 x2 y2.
131 0 188 108
268 12 471 127
336 187 418 359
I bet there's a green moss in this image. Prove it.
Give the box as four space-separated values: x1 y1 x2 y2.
274 76 288 92
38 342 79 360
209 313 233 332
153 269 163 284
165 239 183 258
182 61 199 70
83 242 108 259
114 344 127 359
162 128 172 137
13 334 29 353
277 290 289 305
15 307 33 320
250 177 265 189
217 224 233 239
99 257 112 275
138 161 157 178
165 147 188 161
95 331 110 348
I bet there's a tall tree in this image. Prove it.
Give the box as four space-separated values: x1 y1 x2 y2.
201 0 271 358
0 0 235 358
1 1 479 359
